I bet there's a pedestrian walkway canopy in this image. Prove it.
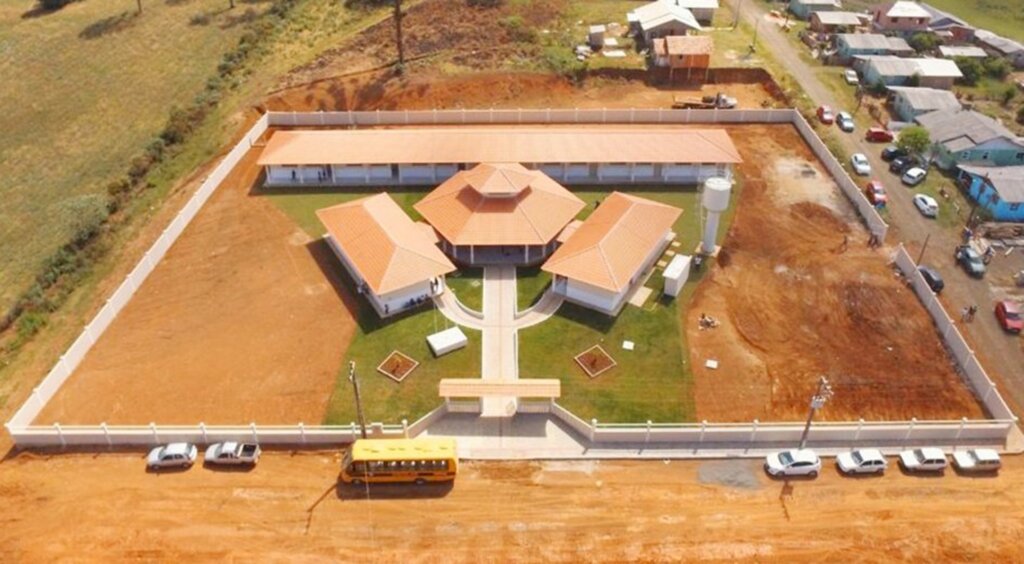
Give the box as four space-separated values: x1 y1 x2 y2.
439 379 562 399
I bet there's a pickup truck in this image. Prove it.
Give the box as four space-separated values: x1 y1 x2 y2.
204 442 261 466
672 93 737 110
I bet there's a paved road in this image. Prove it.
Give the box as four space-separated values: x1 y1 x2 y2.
737 1 1024 417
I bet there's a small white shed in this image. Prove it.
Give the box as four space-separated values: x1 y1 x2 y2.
589 25 606 48
663 254 692 298
427 326 468 357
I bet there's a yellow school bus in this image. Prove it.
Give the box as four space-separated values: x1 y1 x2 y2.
340 437 458 485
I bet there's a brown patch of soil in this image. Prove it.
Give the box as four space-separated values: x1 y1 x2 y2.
376 351 419 382
575 345 616 378
34 147 358 425
688 124 984 422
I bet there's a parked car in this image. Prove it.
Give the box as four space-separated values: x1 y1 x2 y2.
836 111 855 132
918 265 944 294
817 105 835 124
765 449 822 478
836 449 888 475
865 127 895 142
147 442 198 469
994 300 1023 333
898 447 948 473
901 167 928 187
204 442 261 466
880 145 907 162
889 155 919 174
864 180 887 206
844 69 859 85
851 153 871 176
954 245 986 278
913 194 938 217
951 449 1001 473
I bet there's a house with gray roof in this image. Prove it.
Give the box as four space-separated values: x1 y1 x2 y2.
920 2 967 31
662 0 720 24
835 34 913 63
629 1 702 44
915 109 1024 169
938 46 988 60
856 55 962 89
887 86 961 122
974 30 1024 69
809 11 864 33
957 165 1024 221
789 0 841 20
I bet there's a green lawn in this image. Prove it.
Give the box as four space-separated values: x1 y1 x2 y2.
446 268 484 312
518 185 740 423
264 189 428 236
0 0 269 312
516 266 551 311
913 169 972 229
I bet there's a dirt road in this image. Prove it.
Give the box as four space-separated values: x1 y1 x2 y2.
735 0 1024 417
0 450 1022 561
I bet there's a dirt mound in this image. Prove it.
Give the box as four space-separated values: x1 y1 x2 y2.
689 124 983 422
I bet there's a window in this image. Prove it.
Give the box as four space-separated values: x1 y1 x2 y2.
1015 152 1024 161
981 151 991 160
960 151 970 159
1011 204 1021 212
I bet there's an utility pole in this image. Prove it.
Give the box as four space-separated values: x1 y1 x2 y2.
916 233 931 265
349 361 367 439
733 0 744 30
798 376 834 449
394 0 406 73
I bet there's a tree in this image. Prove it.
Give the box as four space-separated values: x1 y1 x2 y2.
1001 84 1018 106
394 0 405 73
954 56 982 86
983 57 1011 79
908 32 938 53
906 72 921 87
897 126 931 157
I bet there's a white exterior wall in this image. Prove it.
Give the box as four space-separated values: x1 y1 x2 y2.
325 235 439 318
398 164 435 183
333 164 367 181
564 279 623 314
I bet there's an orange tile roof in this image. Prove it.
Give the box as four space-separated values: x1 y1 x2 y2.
654 35 714 56
542 192 681 292
257 128 741 166
316 193 455 295
414 163 585 246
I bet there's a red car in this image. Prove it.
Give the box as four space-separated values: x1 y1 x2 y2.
995 300 1023 333
865 127 895 142
864 180 887 206
817 105 835 124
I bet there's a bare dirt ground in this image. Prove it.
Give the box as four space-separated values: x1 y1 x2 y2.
1 450 1022 561
34 148 357 425
688 124 984 422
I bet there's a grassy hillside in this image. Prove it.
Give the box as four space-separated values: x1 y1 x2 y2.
842 0 1024 43
0 0 265 313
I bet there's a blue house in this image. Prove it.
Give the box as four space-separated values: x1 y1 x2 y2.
916 109 1024 170
958 165 1024 222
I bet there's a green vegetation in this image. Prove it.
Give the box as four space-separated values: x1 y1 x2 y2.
914 171 971 230
516 266 551 311
897 126 931 157
908 32 939 54
265 189 427 236
446 268 484 312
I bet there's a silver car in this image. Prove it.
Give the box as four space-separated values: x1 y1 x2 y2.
851 153 871 176
952 449 1001 473
147 442 198 469
765 449 822 478
836 449 888 475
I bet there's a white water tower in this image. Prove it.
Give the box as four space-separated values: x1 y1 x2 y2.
701 177 732 254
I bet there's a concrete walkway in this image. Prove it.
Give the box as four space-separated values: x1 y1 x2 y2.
480 266 518 415
433 288 486 330
513 287 565 329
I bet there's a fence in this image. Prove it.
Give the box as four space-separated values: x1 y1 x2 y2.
4 113 271 432
18 107 1020 452
892 245 1017 422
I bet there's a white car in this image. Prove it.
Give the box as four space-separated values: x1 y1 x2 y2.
850 153 871 176
901 166 927 186
836 111 855 132
844 69 859 85
913 194 939 218
765 449 822 478
952 449 1001 473
836 449 888 475
147 442 198 469
898 447 947 473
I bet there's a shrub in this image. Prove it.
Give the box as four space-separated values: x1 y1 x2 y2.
908 32 938 53
543 46 586 83
1017 106 1024 125
58 194 110 247
1001 84 1017 106
955 56 981 86
499 15 537 43
983 57 1011 79
896 125 931 156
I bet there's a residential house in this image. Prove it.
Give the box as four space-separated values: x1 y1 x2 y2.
856 55 962 89
920 2 967 31
938 45 988 60
974 30 1024 69
835 34 913 63
544 192 682 315
916 109 1024 169
872 1 931 34
661 0 719 24
809 11 864 33
652 35 713 79
887 86 961 122
317 193 456 318
789 0 841 21
630 1 702 44
957 165 1024 221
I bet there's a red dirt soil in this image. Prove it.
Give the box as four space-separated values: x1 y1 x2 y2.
34 148 357 425
688 124 984 422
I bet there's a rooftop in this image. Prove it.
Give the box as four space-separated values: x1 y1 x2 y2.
663 0 720 9
793 0 841 6
960 165 1024 203
543 192 682 292
413 163 585 247
916 109 1021 152
258 127 742 167
316 193 455 294
975 29 1024 55
857 55 962 78
938 45 988 59
811 11 863 25
653 35 714 56
880 1 931 19
838 33 911 51
887 86 961 112
631 1 702 32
